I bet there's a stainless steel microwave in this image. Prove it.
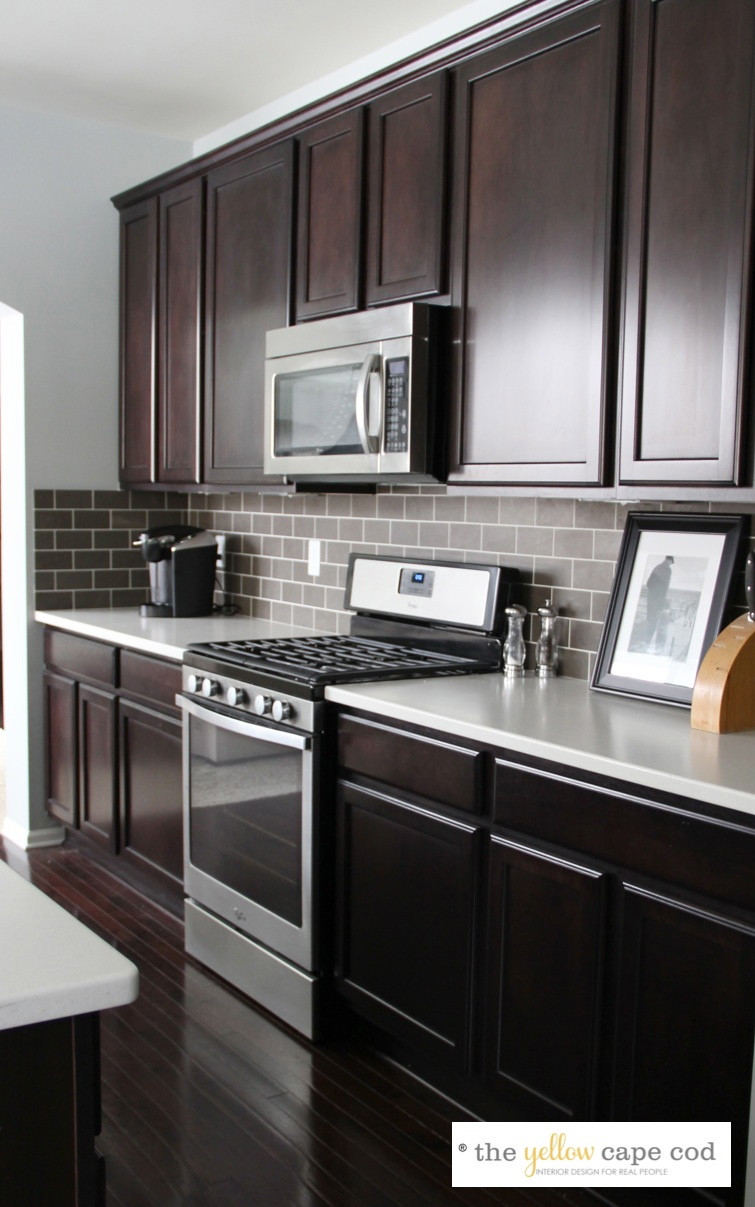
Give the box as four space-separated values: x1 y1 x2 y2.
263 302 443 482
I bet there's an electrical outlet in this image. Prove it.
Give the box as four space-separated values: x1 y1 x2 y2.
307 538 321 576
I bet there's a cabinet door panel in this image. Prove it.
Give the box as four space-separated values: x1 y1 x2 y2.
158 177 203 484
45 672 77 827
119 198 157 484
484 836 607 1119
619 0 755 486
119 700 183 887
366 74 448 303
336 783 478 1066
296 111 363 320
449 0 620 485
204 142 294 484
78 686 117 850
613 885 755 1207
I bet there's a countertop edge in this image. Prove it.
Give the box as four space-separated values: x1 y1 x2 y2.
0 862 139 1031
325 679 755 821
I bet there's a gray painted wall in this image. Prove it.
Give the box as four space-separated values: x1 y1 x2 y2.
0 103 191 490
0 103 190 843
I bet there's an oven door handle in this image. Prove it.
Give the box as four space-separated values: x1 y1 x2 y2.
178 694 310 750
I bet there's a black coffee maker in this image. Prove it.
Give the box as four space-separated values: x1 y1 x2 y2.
134 525 218 618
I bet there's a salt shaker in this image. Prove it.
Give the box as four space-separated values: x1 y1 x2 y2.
503 604 527 676
536 598 559 677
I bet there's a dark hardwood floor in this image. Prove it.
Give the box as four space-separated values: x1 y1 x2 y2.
0 837 580 1207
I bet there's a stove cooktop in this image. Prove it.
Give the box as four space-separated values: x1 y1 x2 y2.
186 634 498 687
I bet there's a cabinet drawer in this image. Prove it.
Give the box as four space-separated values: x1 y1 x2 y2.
120 650 181 713
494 757 755 913
44 629 116 687
337 714 483 814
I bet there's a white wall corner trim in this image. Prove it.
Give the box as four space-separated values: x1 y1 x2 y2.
0 301 63 849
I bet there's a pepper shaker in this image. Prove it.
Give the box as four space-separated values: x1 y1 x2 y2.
503 604 527 676
536 598 559 677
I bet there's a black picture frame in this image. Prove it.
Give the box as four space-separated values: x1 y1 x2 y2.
591 512 747 707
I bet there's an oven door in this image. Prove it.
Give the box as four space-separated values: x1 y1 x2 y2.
180 694 316 971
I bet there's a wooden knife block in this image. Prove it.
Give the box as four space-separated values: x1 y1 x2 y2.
690 613 755 733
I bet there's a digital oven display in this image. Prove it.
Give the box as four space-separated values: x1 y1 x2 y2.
399 568 435 598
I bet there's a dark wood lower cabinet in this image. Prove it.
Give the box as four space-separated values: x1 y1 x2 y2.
611 884 755 1207
335 710 755 1207
78 685 117 850
44 670 78 827
0 1013 104 1207
43 629 184 908
335 782 478 1067
483 836 607 1120
118 699 183 890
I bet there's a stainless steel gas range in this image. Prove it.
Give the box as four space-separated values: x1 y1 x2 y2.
178 554 519 1039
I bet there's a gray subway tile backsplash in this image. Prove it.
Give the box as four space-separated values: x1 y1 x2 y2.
33 486 755 680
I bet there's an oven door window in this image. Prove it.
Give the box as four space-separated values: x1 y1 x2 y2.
188 711 304 926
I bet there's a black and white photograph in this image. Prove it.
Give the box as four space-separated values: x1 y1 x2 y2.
592 513 747 705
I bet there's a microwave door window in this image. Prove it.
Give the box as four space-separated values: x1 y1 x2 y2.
274 364 364 456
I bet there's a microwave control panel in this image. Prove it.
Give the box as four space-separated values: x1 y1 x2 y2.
384 357 409 453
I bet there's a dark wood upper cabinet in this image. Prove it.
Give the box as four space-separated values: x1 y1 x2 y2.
618 0 755 490
119 197 157 484
295 110 364 320
158 177 203 484
366 73 448 304
118 183 202 487
448 0 621 487
204 141 294 484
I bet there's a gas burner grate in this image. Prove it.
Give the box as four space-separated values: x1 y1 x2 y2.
195 634 483 684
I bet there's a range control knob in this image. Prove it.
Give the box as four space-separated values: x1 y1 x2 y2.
271 698 293 723
186 673 201 694
226 686 247 708
253 694 272 716
201 677 219 698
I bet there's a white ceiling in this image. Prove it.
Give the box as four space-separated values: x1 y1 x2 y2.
0 0 501 144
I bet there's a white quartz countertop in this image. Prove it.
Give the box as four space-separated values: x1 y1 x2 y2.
35 607 315 662
0 861 138 1030
325 674 755 820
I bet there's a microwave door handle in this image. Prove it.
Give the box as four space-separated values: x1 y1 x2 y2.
367 368 383 441
355 353 380 454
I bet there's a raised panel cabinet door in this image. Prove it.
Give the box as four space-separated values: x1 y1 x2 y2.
366 73 448 304
448 0 620 486
484 835 607 1120
119 700 183 889
613 884 755 1207
295 109 364 320
119 197 157 484
335 782 479 1067
204 141 294 484
78 685 117 851
44 671 78 827
158 177 203 484
619 0 755 488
